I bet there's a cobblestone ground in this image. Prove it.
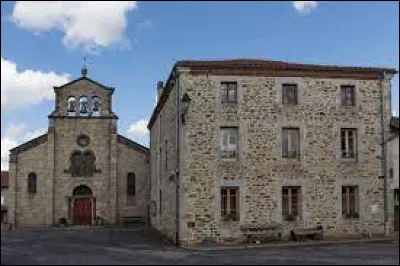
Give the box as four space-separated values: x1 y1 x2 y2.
1 228 399 265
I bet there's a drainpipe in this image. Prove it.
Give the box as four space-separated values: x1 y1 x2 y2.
175 70 181 246
380 71 389 236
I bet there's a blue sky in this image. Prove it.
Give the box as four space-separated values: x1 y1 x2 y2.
1 1 399 170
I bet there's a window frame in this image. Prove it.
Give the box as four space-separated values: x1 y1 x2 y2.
220 187 239 221
28 172 37 194
340 128 357 158
342 185 359 219
127 172 136 196
282 186 301 221
282 84 298 105
221 82 238 103
282 127 300 159
340 85 356 106
220 127 238 160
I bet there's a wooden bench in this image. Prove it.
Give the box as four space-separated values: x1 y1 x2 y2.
290 224 324 241
122 216 143 226
240 223 282 243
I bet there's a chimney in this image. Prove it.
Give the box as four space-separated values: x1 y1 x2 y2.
157 81 164 99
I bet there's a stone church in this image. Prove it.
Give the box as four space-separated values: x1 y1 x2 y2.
7 69 150 228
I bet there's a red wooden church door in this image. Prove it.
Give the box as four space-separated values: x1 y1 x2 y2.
73 198 92 225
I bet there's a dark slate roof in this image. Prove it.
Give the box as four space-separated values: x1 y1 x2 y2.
148 59 398 129
175 59 397 74
1 171 8 189
117 134 149 154
9 133 48 154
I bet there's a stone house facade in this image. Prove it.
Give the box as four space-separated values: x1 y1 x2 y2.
7 71 150 228
388 117 399 231
148 59 397 246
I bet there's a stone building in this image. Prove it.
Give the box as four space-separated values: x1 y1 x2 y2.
1 171 9 223
388 116 399 231
148 59 397 246
7 69 150 228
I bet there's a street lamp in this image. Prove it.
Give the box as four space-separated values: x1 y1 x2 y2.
180 93 191 124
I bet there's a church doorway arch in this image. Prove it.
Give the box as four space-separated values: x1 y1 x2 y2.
72 185 93 225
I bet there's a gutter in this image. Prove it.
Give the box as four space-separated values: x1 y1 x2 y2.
380 71 389 236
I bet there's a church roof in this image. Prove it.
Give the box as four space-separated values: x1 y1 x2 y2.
9 133 48 154
117 134 149 154
53 76 115 92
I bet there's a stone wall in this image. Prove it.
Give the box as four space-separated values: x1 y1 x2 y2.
150 81 179 242
52 117 117 224
9 140 49 227
117 141 150 223
177 74 393 245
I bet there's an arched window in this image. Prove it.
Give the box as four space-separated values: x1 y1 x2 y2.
82 150 96 177
28 173 37 194
69 150 96 177
72 185 92 196
67 97 76 116
127 173 136 196
92 97 101 116
79 96 89 116
70 150 82 177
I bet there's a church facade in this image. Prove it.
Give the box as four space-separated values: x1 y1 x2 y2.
7 71 150 228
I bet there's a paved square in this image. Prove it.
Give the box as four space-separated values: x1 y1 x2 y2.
1 229 399 265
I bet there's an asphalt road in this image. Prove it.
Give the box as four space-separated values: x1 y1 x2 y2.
1 229 399 265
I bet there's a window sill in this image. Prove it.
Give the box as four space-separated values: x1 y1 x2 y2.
220 158 238 163
339 157 358 162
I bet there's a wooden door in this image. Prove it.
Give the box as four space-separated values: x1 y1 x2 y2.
73 198 92 225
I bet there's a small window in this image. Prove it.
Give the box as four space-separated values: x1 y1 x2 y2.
282 128 300 159
67 97 76 116
342 186 359 218
220 127 238 160
221 82 237 103
127 173 136 196
79 96 89 116
221 187 239 221
92 97 101 116
282 84 298 105
341 85 355 106
389 168 394 179
282 187 301 221
341 128 357 158
28 173 37 194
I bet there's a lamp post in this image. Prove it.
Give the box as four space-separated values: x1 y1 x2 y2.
180 93 191 124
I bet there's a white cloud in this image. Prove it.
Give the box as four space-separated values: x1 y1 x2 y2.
293 1 318 14
127 119 149 146
393 110 398 117
1 123 47 170
11 1 137 52
1 58 70 110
